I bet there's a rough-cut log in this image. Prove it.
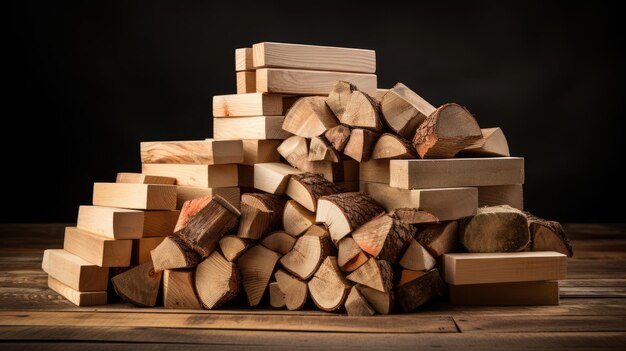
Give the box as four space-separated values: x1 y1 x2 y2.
283 200 316 236
371 133 417 159
308 136 340 162
274 269 308 310
351 214 415 262
218 235 252 262
262 231 297 255
238 245 280 306
460 205 530 253
280 234 332 280
254 163 302 194
195 251 239 309
151 236 201 271
381 82 436 139
175 195 241 257
326 81 356 118
324 124 352 152
341 91 383 132
337 236 368 272
399 239 436 271
346 258 394 293
343 128 379 162
175 196 211 232
389 208 439 225
308 256 352 311
357 285 394 315
111 261 162 307
316 192 385 243
298 159 345 182
277 136 310 169
269 282 286 308
395 269 446 312
412 103 482 159
286 173 344 212
527 215 573 257
345 285 375 316
461 127 510 157
415 221 459 258
238 193 286 239
282 96 339 137
163 269 202 309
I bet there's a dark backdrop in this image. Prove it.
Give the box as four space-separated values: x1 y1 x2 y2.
4 1 625 223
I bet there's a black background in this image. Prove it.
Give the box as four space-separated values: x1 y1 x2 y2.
4 1 625 223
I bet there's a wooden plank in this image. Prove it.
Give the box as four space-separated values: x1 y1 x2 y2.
389 157 524 189
116 173 176 185
142 164 238 188
455 315 626 333
252 42 376 74
449 281 559 305
360 182 477 221
444 252 567 285
175 186 240 209
256 68 377 96
478 184 523 210
241 139 281 165
0 311 456 333
41 250 109 291
92 183 176 210
47 277 107 307
142 210 180 237
140 140 244 165
213 93 282 117
213 116 291 140
359 159 389 184
76 206 144 239
63 227 132 267
237 71 256 94
235 48 253 71
131 237 165 265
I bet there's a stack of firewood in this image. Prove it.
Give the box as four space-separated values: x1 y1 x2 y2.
40 42 572 314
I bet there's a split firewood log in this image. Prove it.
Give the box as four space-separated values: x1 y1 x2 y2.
238 193 286 239
151 236 201 271
163 269 202 309
237 245 280 306
461 127 510 157
269 282 286 308
380 82 436 139
254 163 302 194
527 214 573 257
326 81 356 118
345 286 376 316
415 221 459 258
277 136 310 169
280 234 332 280
357 284 394 315
175 195 241 257
195 251 239 309
324 124 352 152
346 258 394 293
343 128 379 162
389 208 439 225
308 136 340 162
175 196 212 232
286 173 344 212
111 261 162 307
395 269 446 312
371 133 418 159
283 200 316 236
412 103 482 158
460 205 530 253
308 256 352 311
337 236 368 272
399 239 436 271
316 192 385 243
262 231 297 255
275 269 308 310
351 214 415 262
341 91 383 132
218 235 252 262
282 96 339 137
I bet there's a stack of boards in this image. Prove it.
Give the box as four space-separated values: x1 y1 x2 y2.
41 42 573 314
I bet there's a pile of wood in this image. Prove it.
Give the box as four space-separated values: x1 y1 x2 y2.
41 42 572 313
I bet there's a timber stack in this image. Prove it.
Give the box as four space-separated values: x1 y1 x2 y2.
41 42 572 314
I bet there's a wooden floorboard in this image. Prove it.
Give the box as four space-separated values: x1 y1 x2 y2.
0 223 624 349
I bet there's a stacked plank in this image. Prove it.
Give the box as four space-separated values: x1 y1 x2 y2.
41 175 179 306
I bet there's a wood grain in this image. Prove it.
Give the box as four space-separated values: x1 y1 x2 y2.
236 71 256 94
63 227 132 267
92 183 176 210
142 164 238 188
175 186 240 210
213 93 282 117
76 206 144 239
256 68 377 96
140 140 243 165
41 249 109 291
235 48 253 72
47 277 107 307
213 116 291 140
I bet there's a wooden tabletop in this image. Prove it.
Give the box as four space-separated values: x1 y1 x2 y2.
1 223 625 350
